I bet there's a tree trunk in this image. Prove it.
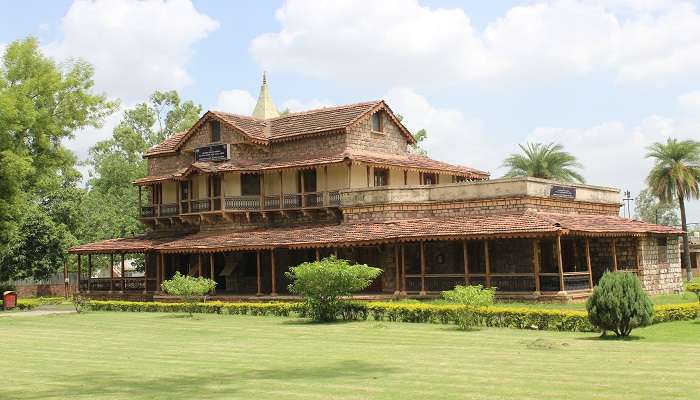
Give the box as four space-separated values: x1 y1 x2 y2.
678 195 693 281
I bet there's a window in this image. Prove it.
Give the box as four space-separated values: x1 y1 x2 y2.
371 111 383 132
208 175 221 198
210 120 221 142
657 237 668 264
374 168 389 186
180 181 189 200
421 172 437 185
297 169 317 193
241 174 261 196
151 184 162 205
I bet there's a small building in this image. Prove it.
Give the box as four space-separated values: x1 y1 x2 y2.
69 75 684 300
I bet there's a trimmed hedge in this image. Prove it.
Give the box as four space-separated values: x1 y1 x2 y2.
654 303 700 322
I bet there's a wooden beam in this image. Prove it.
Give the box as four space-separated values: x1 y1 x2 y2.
120 253 126 293
533 239 541 293
484 240 491 288
87 254 92 293
270 249 277 296
420 242 426 295
462 240 469 285
401 244 406 294
585 238 593 290
556 235 565 292
110 253 115 292
278 171 283 210
256 250 262 296
612 238 618 272
394 244 400 296
77 254 81 294
209 253 215 294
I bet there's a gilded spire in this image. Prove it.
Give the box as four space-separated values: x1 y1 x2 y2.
252 71 279 120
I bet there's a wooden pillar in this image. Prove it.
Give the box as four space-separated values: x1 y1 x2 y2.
138 186 142 216
158 253 165 293
77 254 81 294
533 239 541 293
278 171 284 209
315 248 320 261
400 244 406 294
300 170 306 208
176 181 181 214
333 247 338 257
87 254 92 293
484 241 491 288
611 238 618 272
209 253 215 294
155 253 161 292
573 240 579 272
404 170 408 185
120 253 126 293
347 163 352 188
198 254 203 277
259 173 265 210
143 254 148 294
419 242 426 295
556 235 565 292
585 238 593 289
63 258 69 299
324 166 329 205
366 165 371 187
220 175 226 213
110 253 115 292
462 240 469 285
270 249 277 296
256 250 262 296
394 244 401 296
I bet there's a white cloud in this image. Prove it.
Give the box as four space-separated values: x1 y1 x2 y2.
251 0 700 88
215 90 257 115
280 98 334 112
678 90 700 113
48 0 218 102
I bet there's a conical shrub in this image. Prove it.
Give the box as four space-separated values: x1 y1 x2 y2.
586 271 654 337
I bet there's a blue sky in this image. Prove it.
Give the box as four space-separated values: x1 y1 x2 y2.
2 0 700 222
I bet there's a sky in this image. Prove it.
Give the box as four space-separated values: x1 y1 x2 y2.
1 0 699 223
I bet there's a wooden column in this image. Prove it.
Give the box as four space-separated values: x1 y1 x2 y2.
143 254 148 294
259 173 265 210
77 254 81 293
585 238 593 289
366 165 371 187
138 186 142 216
110 253 115 292
333 247 338 257
198 254 203 277
158 253 165 293
573 241 579 272
63 259 69 299
156 253 161 292
220 175 226 213
315 248 320 261
394 244 401 296
484 241 491 288
270 249 277 296
300 170 306 208
556 235 565 292
462 240 469 285
176 181 181 214
404 170 408 185
419 242 426 295
400 244 406 294
87 254 92 293
278 171 284 209
611 238 618 272
347 163 352 188
256 250 262 296
533 239 541 293
209 253 215 294
324 166 329 205
120 253 126 293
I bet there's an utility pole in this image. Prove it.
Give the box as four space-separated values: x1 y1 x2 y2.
622 190 634 219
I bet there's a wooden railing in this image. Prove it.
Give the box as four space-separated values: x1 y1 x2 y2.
140 206 155 217
191 199 211 212
159 203 179 216
80 277 154 292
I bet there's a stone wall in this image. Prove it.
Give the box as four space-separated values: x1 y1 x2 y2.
638 236 683 294
346 111 409 155
16 284 73 298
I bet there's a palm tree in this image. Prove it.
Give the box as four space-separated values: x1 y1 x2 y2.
646 138 700 281
501 142 585 183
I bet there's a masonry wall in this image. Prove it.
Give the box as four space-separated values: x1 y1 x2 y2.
346 111 409 155
638 236 683 294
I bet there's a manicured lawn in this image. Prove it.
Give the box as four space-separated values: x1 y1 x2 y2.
1 312 698 399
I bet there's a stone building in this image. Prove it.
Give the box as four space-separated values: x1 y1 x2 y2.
69 75 684 300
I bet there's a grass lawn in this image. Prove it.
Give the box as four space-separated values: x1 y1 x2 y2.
1 312 699 400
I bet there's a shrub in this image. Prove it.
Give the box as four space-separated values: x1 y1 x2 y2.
685 281 700 303
441 285 496 330
72 294 87 314
0 282 16 293
586 271 654 337
160 272 217 317
285 256 382 322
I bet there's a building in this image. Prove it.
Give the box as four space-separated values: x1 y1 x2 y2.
69 75 685 300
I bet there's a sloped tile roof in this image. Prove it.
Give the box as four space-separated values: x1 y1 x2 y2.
144 131 189 156
537 212 684 235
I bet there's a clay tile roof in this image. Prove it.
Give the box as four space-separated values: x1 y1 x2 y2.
346 149 489 178
68 234 186 254
144 131 188 156
536 212 684 236
210 111 267 142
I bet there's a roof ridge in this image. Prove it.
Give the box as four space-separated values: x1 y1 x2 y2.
268 100 381 120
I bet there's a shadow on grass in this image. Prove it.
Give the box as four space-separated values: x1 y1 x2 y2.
279 318 356 325
3 360 397 400
577 334 644 341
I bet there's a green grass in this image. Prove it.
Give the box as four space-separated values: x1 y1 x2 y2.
1 312 698 399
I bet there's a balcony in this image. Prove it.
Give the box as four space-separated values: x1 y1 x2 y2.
140 190 342 218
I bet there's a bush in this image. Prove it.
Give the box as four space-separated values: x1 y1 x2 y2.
285 256 382 322
160 272 217 316
587 271 654 337
0 282 16 293
685 282 700 303
441 285 496 330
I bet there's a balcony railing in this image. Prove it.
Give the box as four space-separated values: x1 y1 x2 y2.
141 190 343 217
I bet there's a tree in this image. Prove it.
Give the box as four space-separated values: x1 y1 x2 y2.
0 36 115 265
501 142 585 183
395 114 428 156
285 256 382 322
82 90 201 242
646 138 700 281
633 189 680 226
0 210 76 282
586 272 654 337
160 272 217 317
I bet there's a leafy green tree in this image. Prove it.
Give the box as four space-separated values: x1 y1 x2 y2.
161 271 217 317
633 189 680 226
646 138 700 281
82 91 201 242
441 284 495 330
395 114 429 156
0 36 115 262
0 210 76 282
502 142 585 183
586 272 654 337
286 256 382 322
